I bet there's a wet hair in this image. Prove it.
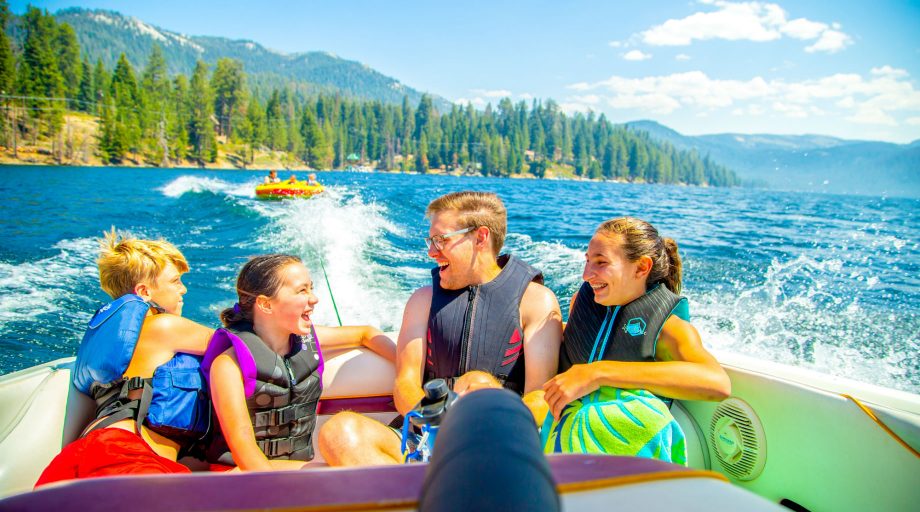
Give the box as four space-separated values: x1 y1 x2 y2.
595 217 683 294
426 191 507 256
219 254 302 326
96 228 189 299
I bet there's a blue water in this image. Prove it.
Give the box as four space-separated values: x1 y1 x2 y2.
1 166 918 394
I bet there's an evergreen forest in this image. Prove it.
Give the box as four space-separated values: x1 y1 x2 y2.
0 4 739 186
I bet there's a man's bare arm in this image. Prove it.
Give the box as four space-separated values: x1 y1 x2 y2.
393 287 433 415
519 282 563 424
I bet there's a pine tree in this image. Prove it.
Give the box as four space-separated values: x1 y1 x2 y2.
54 22 81 100
140 45 170 164
17 7 64 134
187 61 217 164
169 75 190 162
265 90 287 150
92 59 108 114
108 53 141 161
245 97 266 161
97 96 122 162
75 59 93 112
415 133 429 173
0 1 15 96
211 58 246 138
300 108 331 169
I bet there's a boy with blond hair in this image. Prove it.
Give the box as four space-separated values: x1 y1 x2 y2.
36 230 214 486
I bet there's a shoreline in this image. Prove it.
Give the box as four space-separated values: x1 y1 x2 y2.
0 157 657 185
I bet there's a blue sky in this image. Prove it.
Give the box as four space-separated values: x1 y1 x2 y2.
14 0 920 143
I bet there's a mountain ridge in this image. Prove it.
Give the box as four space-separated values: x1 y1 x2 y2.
52 7 450 108
625 120 919 198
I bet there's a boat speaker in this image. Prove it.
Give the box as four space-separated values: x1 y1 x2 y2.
708 397 767 481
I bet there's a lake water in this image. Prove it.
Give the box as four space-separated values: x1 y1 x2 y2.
1 166 917 394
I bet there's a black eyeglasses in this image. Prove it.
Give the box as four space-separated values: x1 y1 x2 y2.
424 226 476 251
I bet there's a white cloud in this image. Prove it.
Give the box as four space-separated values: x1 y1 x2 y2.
871 66 909 77
608 41 624 48
733 104 767 116
781 18 826 39
805 28 851 53
456 89 536 107
836 96 856 108
454 97 487 107
608 93 681 114
473 89 512 98
906 117 920 126
623 50 652 61
642 1 781 45
564 68 920 126
847 108 897 126
772 101 808 118
558 101 595 115
639 0 851 53
675 53 691 61
571 94 601 105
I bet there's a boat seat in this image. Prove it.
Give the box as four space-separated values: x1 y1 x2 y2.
0 345 398 497
0 359 93 498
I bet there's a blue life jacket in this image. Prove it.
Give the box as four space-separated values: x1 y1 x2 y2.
72 294 211 448
424 254 542 395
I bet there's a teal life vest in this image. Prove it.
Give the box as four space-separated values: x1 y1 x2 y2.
71 294 211 449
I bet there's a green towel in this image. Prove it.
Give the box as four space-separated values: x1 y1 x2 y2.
541 386 686 465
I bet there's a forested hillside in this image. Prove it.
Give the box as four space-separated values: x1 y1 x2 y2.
0 4 739 186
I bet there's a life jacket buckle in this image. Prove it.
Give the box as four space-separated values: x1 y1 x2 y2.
259 437 294 457
117 376 146 399
254 405 300 428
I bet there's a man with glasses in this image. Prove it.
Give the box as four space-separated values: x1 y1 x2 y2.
318 191 563 466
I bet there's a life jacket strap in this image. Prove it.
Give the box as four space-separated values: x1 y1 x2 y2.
257 434 311 457
81 377 154 437
252 403 314 428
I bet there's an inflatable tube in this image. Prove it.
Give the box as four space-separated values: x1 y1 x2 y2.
419 388 559 512
254 182 324 199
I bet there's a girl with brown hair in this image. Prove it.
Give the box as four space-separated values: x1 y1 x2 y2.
542 217 730 462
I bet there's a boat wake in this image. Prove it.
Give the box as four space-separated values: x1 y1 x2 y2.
693 254 919 393
505 233 584 310
0 238 100 370
0 238 99 330
159 175 257 199
247 187 410 330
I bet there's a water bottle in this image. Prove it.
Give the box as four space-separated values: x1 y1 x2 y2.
402 378 458 462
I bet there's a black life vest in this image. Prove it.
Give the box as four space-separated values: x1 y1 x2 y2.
424 254 542 394
560 282 690 371
202 323 324 464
